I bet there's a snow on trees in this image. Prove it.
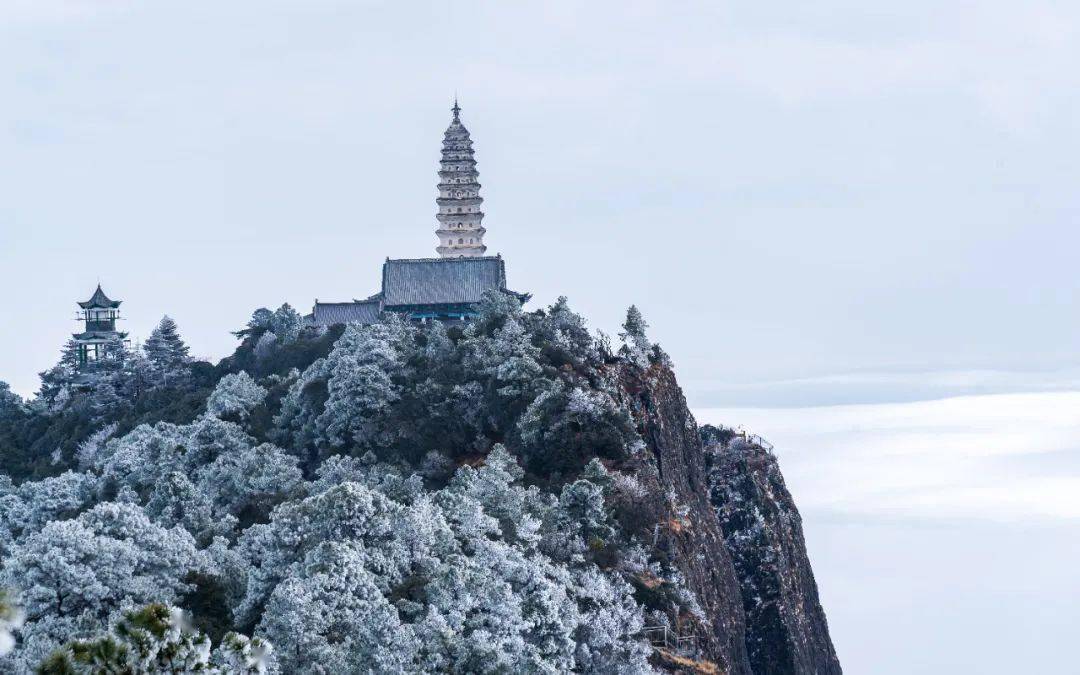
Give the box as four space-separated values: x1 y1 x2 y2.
269 304 303 344
206 371 268 422
619 304 652 368
244 453 654 674
36 603 274 674
0 291 710 672
0 502 200 668
143 315 191 383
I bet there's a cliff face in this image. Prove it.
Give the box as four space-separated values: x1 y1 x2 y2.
702 427 842 675
616 363 753 674
615 362 840 674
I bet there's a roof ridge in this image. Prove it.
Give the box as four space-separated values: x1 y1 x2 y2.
386 255 501 264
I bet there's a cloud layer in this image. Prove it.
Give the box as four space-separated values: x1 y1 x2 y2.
696 391 1080 520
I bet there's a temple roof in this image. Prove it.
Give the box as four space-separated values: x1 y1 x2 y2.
312 298 382 326
78 284 121 309
382 256 506 307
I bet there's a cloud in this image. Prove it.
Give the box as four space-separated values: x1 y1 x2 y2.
682 366 1080 407
696 391 1080 520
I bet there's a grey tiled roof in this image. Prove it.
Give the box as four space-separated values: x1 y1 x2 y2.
312 299 382 327
78 285 122 309
382 256 506 307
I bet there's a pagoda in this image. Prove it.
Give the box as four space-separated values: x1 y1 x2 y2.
308 101 527 327
435 101 487 257
73 284 128 365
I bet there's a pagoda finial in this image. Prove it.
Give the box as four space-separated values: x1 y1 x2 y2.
451 96 461 122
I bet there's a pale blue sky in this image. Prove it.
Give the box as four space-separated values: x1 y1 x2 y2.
2 2 1078 671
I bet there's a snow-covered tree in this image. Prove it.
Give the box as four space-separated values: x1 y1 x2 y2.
143 315 190 383
145 472 225 544
36 340 81 407
0 471 99 549
253 331 278 361
1 502 200 666
74 423 119 471
309 322 406 454
517 383 639 473
89 377 129 423
619 304 651 367
536 296 600 369
195 443 303 526
259 543 416 673
0 382 22 417
464 317 547 427
36 603 275 674
235 307 273 338
206 372 267 422
235 453 654 674
270 304 303 344
96 417 256 501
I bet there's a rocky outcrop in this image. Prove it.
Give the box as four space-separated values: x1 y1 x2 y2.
702 426 842 675
613 360 840 674
616 363 754 674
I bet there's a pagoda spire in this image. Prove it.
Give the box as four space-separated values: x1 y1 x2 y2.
436 101 487 258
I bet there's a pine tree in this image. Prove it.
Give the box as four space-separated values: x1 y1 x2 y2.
143 316 190 383
36 340 81 406
270 304 303 344
37 603 273 674
619 305 651 367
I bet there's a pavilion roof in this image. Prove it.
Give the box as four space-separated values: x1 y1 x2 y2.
78 284 121 309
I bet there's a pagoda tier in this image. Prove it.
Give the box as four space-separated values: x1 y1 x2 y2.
436 101 487 258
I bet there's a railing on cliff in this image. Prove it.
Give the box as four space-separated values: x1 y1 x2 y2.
715 424 775 453
641 625 699 651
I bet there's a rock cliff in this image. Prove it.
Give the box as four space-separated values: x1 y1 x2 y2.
617 362 840 674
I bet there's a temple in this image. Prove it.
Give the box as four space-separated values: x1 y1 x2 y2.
73 284 129 365
310 102 526 326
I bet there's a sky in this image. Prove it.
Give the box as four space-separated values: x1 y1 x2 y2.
1 2 1078 672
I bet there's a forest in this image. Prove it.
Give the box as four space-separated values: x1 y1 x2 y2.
0 294 721 673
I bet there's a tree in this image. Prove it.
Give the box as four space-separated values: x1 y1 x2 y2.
233 307 273 339
37 340 81 407
0 383 27 475
94 333 130 376
269 304 303 344
619 305 651 367
516 383 639 473
36 603 274 674
205 372 267 422
536 296 600 369
259 543 415 673
0 382 23 417
312 323 405 455
463 317 548 430
195 443 303 527
0 471 98 548
0 503 201 667
143 315 191 382
2 503 200 620
144 472 224 545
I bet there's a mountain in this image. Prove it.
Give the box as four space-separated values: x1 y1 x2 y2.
0 294 839 673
